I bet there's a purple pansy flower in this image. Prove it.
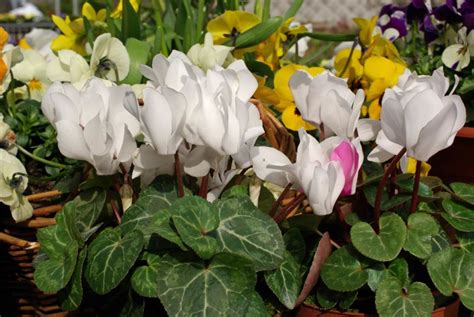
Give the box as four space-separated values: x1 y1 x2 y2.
378 4 408 38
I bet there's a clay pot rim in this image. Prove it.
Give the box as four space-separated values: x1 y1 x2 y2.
298 296 460 317
457 127 474 139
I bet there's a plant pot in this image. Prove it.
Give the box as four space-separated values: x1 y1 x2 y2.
429 127 474 184
0 190 66 316
294 298 460 317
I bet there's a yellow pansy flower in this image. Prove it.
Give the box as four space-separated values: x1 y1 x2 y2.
207 11 260 45
255 18 308 70
334 48 363 84
274 64 324 131
363 56 404 97
254 75 280 106
111 0 140 19
51 2 106 56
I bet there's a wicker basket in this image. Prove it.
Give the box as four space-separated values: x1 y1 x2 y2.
0 190 67 317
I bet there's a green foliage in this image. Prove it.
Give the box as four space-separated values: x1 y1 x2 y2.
403 213 439 259
123 38 151 84
375 277 434 317
442 199 474 232
428 248 474 309
351 213 407 262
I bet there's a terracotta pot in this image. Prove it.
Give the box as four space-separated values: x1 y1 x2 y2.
294 298 460 317
429 127 474 184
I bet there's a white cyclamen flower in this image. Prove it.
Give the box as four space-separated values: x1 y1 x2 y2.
251 130 348 216
0 149 33 222
187 32 233 72
369 70 466 163
41 78 140 175
290 70 362 137
90 33 130 81
442 27 474 71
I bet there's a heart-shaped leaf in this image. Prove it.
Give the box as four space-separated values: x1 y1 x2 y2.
442 199 474 232
427 247 474 310
283 228 306 263
215 197 285 271
73 189 106 240
450 182 474 205
123 38 150 85
404 213 439 258
171 196 219 259
245 292 268 317
376 277 434 317
85 228 144 294
121 176 189 246
321 245 369 292
148 209 187 250
397 178 434 198
59 247 87 311
458 232 474 254
317 284 358 311
364 185 411 210
431 229 451 254
156 253 256 316
131 253 160 298
265 251 302 309
34 204 80 293
351 213 407 261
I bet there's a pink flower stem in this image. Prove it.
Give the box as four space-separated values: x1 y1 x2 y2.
374 148 406 233
410 160 422 214
319 123 326 141
175 152 184 198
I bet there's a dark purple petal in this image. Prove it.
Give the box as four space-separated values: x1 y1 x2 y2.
463 12 474 30
390 17 409 36
433 4 463 23
420 15 439 43
460 0 474 12
412 0 427 9
407 2 429 22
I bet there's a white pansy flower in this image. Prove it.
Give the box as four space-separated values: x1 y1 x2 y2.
0 149 33 222
0 44 23 94
0 114 17 154
47 50 92 89
187 32 233 71
442 27 474 71
90 33 130 82
23 28 58 61
12 48 50 101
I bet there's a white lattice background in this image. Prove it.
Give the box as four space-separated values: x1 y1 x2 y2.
246 0 410 30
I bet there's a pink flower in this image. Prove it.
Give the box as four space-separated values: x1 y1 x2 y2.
329 139 362 196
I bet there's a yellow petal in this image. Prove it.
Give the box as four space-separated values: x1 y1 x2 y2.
366 78 388 101
254 75 280 105
18 38 31 49
405 158 431 176
82 2 96 21
52 15 74 36
51 34 75 51
368 98 381 120
96 9 107 22
353 16 378 47
335 48 363 81
274 64 322 103
282 104 316 131
207 11 260 44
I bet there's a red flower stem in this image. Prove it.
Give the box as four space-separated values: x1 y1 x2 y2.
174 152 184 198
199 174 209 199
274 192 306 224
373 148 406 233
319 123 326 141
110 198 122 224
269 183 292 217
410 160 422 214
